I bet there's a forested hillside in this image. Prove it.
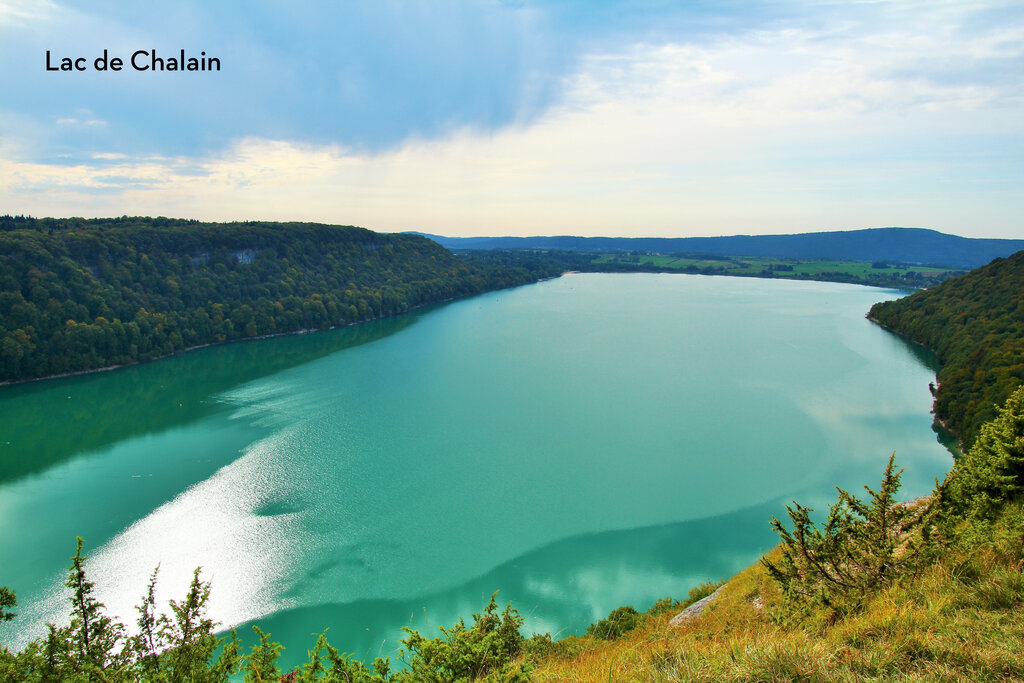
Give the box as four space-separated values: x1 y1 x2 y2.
0 216 562 382
869 250 1024 447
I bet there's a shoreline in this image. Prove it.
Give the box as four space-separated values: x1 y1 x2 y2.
866 313 963 454
1 272 918 390
0 291 485 389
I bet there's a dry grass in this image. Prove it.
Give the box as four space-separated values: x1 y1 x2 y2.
530 505 1024 683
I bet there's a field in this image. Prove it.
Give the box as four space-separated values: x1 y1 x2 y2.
590 253 963 289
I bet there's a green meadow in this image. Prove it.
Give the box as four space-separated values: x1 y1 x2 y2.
591 253 961 288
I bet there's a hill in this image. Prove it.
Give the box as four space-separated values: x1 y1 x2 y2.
869 249 1024 448
0 216 563 383
416 227 1024 270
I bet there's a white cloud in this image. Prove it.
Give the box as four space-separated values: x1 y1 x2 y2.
2 5 1022 238
0 0 59 26
55 117 108 127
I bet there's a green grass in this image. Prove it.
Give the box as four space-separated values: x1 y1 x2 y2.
590 254 962 289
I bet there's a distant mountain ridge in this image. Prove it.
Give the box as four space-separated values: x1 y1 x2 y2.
414 228 1024 270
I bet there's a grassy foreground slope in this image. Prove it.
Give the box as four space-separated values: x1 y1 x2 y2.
531 253 1024 683
869 250 1024 448
0 216 564 383
531 501 1024 682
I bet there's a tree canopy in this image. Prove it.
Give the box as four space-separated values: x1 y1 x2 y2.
0 216 564 383
869 250 1024 448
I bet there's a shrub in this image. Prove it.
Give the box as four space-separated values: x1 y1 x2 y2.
763 454 943 613
946 386 1024 519
647 597 682 617
0 587 14 622
586 606 643 640
398 592 527 682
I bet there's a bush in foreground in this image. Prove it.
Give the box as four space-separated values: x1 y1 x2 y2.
0 544 528 682
947 385 1024 520
763 454 944 614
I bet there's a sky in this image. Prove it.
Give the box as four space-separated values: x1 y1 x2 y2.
1 0 1022 238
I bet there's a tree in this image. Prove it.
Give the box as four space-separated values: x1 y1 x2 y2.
764 455 943 612
65 537 132 677
134 566 241 682
243 626 281 683
0 586 15 622
947 385 1024 518
399 592 527 682
0 541 241 682
295 631 390 682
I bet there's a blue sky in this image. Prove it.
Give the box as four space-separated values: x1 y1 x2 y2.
1 0 1022 238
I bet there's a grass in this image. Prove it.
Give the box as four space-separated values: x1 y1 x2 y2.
590 254 962 289
529 501 1024 683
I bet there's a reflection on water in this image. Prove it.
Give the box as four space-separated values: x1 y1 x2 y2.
237 498 784 671
0 313 426 649
0 314 422 484
0 275 951 662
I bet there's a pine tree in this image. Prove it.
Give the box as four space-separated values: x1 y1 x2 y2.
133 565 241 682
0 587 15 622
0 588 21 683
948 385 1024 518
65 537 132 678
764 454 943 612
243 626 282 683
134 566 163 679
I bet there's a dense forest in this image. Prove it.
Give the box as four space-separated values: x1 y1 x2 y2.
0 216 565 383
869 249 1024 448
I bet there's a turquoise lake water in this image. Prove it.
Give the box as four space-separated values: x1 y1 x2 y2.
0 273 951 669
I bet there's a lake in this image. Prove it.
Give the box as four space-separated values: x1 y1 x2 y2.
0 273 951 669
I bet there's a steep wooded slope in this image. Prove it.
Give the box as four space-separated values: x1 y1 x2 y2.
0 216 560 382
870 250 1024 447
